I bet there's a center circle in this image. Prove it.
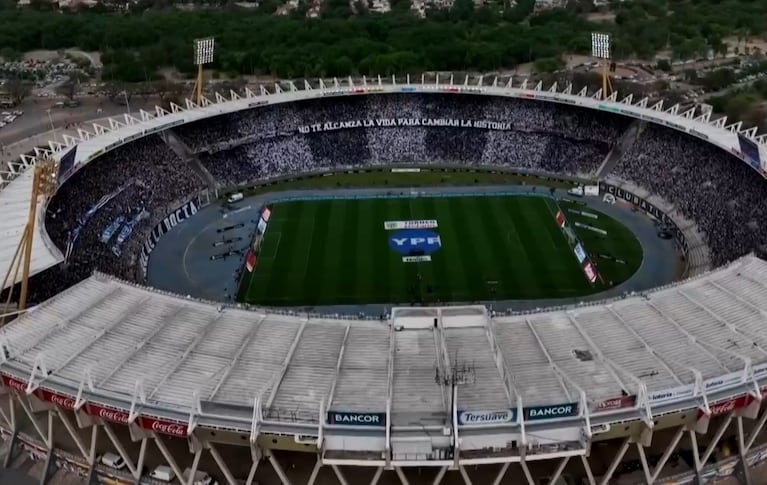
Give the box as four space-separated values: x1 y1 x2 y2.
389 229 442 256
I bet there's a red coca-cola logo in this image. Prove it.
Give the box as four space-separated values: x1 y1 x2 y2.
48 392 76 410
97 407 129 424
710 400 736 416
150 419 187 437
6 378 27 393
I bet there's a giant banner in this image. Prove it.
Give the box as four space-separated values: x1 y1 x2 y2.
298 118 513 134
139 197 201 278
598 182 688 254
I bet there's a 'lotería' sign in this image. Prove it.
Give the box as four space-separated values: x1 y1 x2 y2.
524 403 579 421
327 411 386 427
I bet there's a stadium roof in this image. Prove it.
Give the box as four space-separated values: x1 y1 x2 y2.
0 168 62 291
2 255 767 427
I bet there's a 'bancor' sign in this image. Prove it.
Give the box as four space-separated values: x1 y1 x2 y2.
524 403 578 421
328 411 386 427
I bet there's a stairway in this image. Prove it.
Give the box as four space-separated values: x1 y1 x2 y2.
161 130 218 192
594 120 646 179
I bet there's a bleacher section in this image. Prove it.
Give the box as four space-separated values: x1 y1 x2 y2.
3 255 766 427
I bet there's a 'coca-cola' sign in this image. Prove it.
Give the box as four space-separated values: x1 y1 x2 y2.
87 403 130 424
698 395 752 419
1 374 28 394
38 389 77 410
140 416 188 438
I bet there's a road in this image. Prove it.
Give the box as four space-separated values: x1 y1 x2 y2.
0 95 163 165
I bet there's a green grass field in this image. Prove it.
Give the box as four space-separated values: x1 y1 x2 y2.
239 194 643 306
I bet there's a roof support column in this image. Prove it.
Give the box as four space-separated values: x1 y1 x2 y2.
736 416 753 485
549 457 570 485
431 465 447 485
491 462 510 485
394 466 410 485
152 434 185 483
0 394 14 430
264 448 292 485
101 422 137 477
2 394 18 469
458 465 473 485
86 425 98 481
699 415 732 466
579 454 596 485
207 442 238 485
245 444 263 485
689 430 704 485
331 464 349 485
184 447 202 485
134 438 147 483
519 454 535 485
598 436 630 485
636 425 684 483
305 455 320 485
38 410 55 485
366 466 383 485
14 393 46 444
55 410 88 459
746 405 767 451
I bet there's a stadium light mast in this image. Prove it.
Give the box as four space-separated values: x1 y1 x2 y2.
1 154 58 313
193 37 215 106
591 32 612 100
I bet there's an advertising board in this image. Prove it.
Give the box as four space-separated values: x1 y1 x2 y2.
524 403 578 421
593 395 636 412
458 409 516 425
327 411 386 427
139 415 188 438
139 197 201 278
598 182 688 254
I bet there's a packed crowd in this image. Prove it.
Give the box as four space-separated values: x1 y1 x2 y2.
613 124 767 266
191 94 621 186
13 93 766 304
33 136 205 302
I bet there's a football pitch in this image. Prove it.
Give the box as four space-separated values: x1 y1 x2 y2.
239 194 642 306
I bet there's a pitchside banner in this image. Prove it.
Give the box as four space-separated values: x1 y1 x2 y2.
384 220 438 230
598 182 688 254
298 118 513 134
139 197 201 278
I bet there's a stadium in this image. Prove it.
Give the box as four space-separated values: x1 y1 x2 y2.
1 74 767 485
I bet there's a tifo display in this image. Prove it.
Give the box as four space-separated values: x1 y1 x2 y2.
237 194 642 306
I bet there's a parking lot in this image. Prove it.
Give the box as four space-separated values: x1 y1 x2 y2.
0 110 23 131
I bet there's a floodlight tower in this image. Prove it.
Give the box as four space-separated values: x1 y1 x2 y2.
193 37 216 105
591 32 612 100
1 155 59 313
